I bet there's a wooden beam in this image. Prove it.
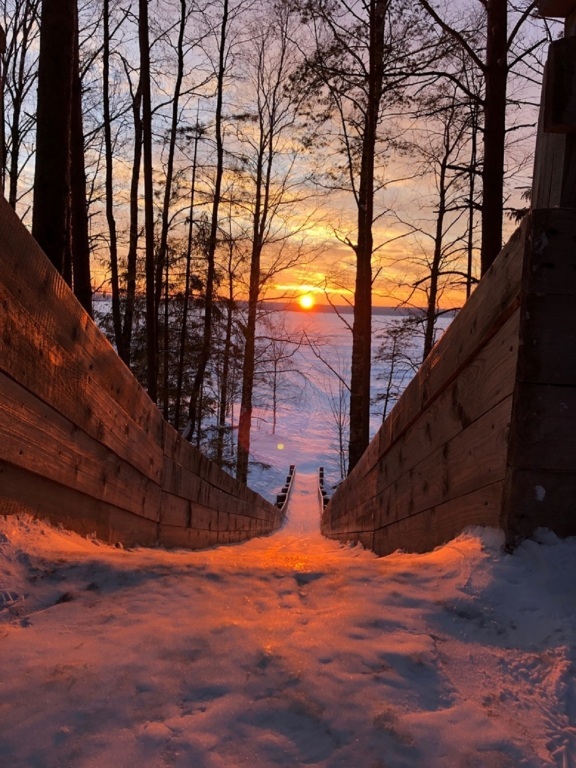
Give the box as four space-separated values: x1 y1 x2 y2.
538 0 576 17
544 38 576 133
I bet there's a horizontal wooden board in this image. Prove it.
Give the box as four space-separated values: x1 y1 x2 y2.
378 397 511 525
0 372 162 521
0 203 164 481
327 312 519 527
328 397 511 536
386 220 525 442
0 286 164 483
0 460 159 546
370 482 504 556
324 482 503 556
157 524 218 550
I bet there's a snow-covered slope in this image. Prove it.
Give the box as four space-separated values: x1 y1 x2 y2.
1 472 574 767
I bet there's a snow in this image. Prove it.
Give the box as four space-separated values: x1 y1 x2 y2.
1 471 575 767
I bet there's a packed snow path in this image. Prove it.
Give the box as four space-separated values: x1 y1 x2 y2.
1 472 575 767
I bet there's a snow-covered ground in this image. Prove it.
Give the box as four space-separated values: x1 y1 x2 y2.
1 472 575 767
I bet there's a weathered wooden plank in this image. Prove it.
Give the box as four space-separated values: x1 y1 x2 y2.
381 312 518 489
331 397 511 535
0 284 164 482
163 426 203 476
543 38 576 133
370 483 504 556
382 397 510 525
325 482 503 556
532 132 568 208
327 311 519 527
0 461 159 546
385 220 525 446
0 202 164 481
157 524 215 550
159 492 191 528
0 372 161 521
525 209 576 295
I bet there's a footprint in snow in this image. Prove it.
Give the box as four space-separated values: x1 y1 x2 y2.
0 590 25 610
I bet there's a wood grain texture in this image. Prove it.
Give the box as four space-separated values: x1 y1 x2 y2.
0 198 283 548
0 372 162 521
325 209 576 553
325 310 519 536
0 461 159 546
503 208 576 542
371 483 504 557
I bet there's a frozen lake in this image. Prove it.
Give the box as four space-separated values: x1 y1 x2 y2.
249 308 451 498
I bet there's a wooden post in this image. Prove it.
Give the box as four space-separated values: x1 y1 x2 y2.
532 1 576 207
0 25 5 195
503 2 576 543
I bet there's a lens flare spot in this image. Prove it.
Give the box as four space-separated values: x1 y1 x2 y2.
277 443 285 450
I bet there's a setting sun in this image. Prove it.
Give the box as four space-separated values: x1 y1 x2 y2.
299 293 315 310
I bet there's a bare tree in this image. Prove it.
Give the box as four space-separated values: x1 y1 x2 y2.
417 0 547 274
233 2 318 483
138 0 157 401
1 0 40 212
32 0 76 274
185 0 231 441
294 0 430 472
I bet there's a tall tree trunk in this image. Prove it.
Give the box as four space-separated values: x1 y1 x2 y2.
6 0 39 208
481 0 507 275
102 0 124 358
155 0 187 318
467 100 478 298
121 77 143 367
347 0 386 473
70 20 92 317
236 91 274 483
423 158 447 360
139 0 157 402
175 124 200 431
236 236 261 483
216 215 235 466
32 0 75 275
185 0 228 440
157 0 187 419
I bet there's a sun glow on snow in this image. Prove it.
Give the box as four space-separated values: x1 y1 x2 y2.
299 293 315 310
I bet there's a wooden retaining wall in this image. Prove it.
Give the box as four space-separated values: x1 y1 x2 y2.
322 208 576 555
0 199 284 547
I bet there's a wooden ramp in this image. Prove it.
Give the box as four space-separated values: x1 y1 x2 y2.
322 210 576 555
0 199 284 548
322 2 576 555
